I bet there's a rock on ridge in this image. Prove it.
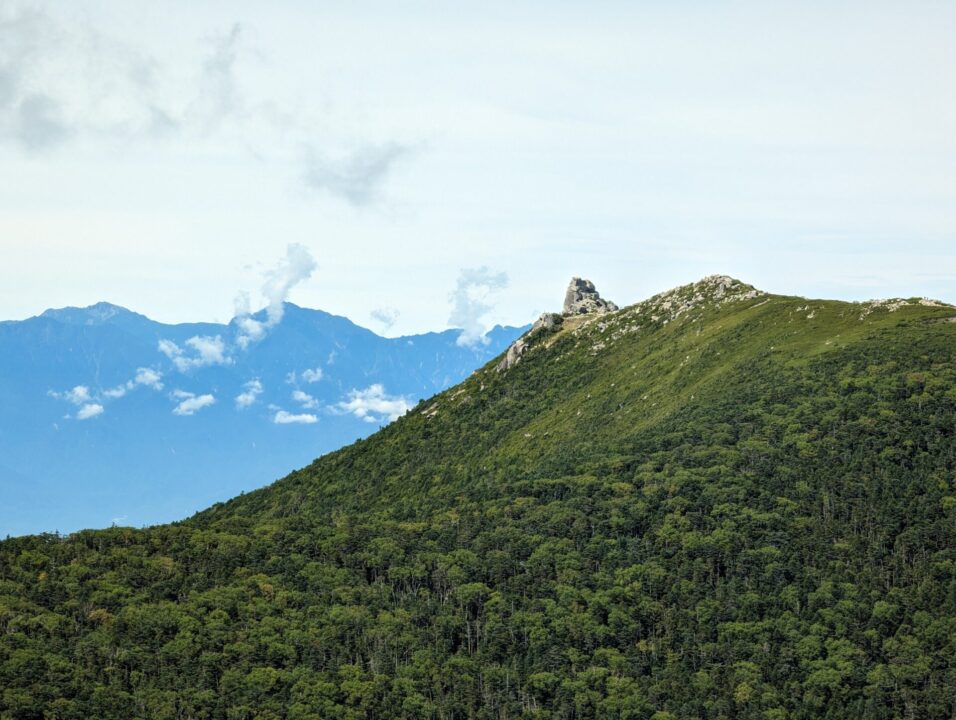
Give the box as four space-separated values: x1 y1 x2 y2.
563 278 619 316
495 312 564 372
498 276 618 372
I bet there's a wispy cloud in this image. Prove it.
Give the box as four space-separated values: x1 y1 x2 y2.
300 367 323 383
273 409 317 424
235 243 317 348
159 335 230 372
103 367 164 398
0 4 165 151
235 378 263 409
370 306 400 333
291 389 317 409
49 369 161 418
188 24 242 133
448 266 509 347
171 391 216 416
334 384 412 424
0 6 414 202
302 142 410 207
134 367 164 390
48 385 92 405
49 384 105 420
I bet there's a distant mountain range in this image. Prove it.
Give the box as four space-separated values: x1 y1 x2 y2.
0 301 526 536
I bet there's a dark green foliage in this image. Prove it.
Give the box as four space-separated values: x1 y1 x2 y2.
2 281 955 719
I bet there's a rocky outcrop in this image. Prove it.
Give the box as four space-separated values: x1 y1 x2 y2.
495 337 527 372
563 278 618 316
496 312 564 372
532 312 562 332
497 279 616 372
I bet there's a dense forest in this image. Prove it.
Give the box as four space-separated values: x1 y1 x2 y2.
2 277 955 719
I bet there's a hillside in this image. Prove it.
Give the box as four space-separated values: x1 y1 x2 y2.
0 302 524 536
1 276 955 719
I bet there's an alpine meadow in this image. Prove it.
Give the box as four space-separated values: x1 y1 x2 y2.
2 276 955 719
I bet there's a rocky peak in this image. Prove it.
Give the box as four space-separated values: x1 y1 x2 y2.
563 277 619 316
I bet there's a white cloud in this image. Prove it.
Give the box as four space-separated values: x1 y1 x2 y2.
235 378 263 408
171 391 215 416
103 367 164 398
186 335 228 364
300 367 323 383
448 267 509 348
133 367 163 390
159 335 230 372
235 243 317 348
64 385 91 405
334 384 412 423
292 389 317 409
234 312 266 349
49 385 96 404
76 403 104 420
158 338 181 359
273 409 318 424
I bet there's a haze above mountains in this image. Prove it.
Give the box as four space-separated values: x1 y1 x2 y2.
0 300 525 537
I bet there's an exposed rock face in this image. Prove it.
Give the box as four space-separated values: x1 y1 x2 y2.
495 337 527 372
532 312 562 332
563 277 619 316
496 312 564 372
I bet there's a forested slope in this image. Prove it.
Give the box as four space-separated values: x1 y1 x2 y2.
2 277 955 719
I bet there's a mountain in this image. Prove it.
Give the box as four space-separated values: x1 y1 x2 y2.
1 276 954 719
0 303 526 536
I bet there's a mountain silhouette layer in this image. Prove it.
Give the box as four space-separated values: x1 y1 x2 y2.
0 302 525 536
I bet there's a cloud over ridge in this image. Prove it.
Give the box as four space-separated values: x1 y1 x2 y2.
448 267 509 348
235 243 317 349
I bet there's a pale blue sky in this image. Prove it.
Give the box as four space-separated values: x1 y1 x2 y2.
1 0 954 335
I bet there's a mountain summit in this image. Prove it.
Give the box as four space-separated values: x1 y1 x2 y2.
562 276 619 315
1 277 955 719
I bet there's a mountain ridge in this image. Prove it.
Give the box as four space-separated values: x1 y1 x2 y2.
1 276 954 719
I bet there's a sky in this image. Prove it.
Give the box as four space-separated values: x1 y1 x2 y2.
1 0 954 336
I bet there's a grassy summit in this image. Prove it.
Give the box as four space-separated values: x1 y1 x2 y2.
2 277 955 719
